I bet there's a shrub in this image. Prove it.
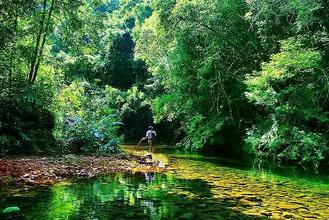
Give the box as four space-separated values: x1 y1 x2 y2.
245 38 329 170
52 80 122 155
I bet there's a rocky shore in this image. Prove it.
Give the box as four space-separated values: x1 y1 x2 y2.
0 153 165 186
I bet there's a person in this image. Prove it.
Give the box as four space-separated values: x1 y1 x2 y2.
144 126 156 153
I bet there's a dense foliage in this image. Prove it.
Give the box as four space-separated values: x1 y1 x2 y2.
245 38 329 169
0 0 153 154
134 0 329 167
1 0 328 169
134 0 262 153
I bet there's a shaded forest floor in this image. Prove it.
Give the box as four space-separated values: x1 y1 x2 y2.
0 153 165 186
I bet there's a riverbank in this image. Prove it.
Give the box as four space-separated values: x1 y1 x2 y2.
0 153 165 186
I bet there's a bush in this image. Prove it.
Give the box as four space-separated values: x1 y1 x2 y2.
0 84 56 154
52 80 122 155
245 38 329 170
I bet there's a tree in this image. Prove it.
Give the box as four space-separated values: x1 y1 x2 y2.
134 0 262 152
245 38 329 169
28 0 55 83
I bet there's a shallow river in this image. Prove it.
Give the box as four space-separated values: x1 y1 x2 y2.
1 146 329 219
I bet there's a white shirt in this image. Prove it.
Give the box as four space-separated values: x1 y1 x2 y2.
146 130 156 139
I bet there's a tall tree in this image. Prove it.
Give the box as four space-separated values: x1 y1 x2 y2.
134 0 262 152
29 0 55 83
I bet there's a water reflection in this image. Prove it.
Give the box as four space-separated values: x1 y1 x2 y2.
144 172 155 184
1 148 329 219
1 173 268 219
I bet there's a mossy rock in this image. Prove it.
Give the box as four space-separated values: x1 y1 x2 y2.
2 206 22 219
2 207 20 215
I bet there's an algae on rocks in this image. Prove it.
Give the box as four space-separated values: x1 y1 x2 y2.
2 206 22 219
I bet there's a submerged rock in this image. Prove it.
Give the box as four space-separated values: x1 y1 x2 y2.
179 212 197 220
197 203 206 208
282 211 298 219
299 210 318 218
2 207 20 214
2 206 22 219
276 202 302 211
239 198 260 206
259 210 271 217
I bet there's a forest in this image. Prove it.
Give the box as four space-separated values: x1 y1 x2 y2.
1 0 329 170
1 0 329 219
0 0 329 169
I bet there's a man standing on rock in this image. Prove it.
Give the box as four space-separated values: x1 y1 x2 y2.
144 126 156 153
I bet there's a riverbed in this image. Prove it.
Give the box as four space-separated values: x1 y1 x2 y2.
1 146 329 219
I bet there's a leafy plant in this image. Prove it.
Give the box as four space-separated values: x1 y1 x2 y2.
245 38 329 170
52 80 122 155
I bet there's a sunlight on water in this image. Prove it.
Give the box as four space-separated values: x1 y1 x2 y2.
1 147 329 219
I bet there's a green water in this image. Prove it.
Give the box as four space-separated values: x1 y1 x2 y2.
1 147 329 220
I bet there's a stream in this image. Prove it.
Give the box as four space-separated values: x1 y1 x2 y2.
1 146 329 219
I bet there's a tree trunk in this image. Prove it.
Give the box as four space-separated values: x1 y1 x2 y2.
9 14 18 88
215 64 235 124
29 0 47 83
31 0 55 83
